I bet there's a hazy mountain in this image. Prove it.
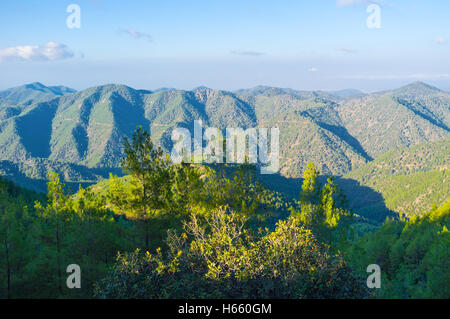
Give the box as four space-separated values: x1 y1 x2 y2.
236 85 338 101
328 89 364 98
0 82 76 107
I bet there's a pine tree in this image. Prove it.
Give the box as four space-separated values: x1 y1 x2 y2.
118 126 173 249
300 162 320 204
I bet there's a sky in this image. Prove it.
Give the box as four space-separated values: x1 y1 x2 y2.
0 0 449 92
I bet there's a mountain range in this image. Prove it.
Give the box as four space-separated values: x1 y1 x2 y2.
0 81 448 221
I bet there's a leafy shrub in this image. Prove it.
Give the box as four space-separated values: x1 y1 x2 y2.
95 208 369 299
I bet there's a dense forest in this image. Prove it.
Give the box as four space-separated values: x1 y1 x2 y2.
0 127 448 299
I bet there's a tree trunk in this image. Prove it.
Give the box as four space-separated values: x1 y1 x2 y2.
145 219 149 251
56 213 62 294
4 231 11 299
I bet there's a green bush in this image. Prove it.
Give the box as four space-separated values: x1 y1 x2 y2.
95 208 369 299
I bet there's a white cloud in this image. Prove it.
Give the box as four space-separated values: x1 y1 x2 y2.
308 67 318 72
0 42 74 62
336 47 358 53
337 0 383 7
435 37 447 44
230 50 264 56
121 28 153 41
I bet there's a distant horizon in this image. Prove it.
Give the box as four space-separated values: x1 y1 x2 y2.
2 79 448 95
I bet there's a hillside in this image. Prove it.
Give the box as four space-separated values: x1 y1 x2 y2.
336 82 449 159
344 138 449 218
263 108 369 177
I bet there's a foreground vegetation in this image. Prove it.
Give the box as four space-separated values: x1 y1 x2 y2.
0 127 448 298
346 199 449 298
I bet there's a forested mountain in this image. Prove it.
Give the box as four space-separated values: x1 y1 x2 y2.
337 82 449 159
0 82 447 173
0 82 75 108
0 81 448 218
0 84 256 170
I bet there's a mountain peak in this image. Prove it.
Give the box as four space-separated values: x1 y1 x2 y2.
398 81 442 93
23 82 76 95
25 82 47 89
192 86 211 91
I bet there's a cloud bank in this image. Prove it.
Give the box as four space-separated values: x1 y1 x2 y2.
0 42 74 62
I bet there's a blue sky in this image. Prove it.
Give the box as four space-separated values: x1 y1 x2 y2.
0 0 449 92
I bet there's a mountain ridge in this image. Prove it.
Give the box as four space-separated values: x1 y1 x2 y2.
0 81 448 221
0 81 447 173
